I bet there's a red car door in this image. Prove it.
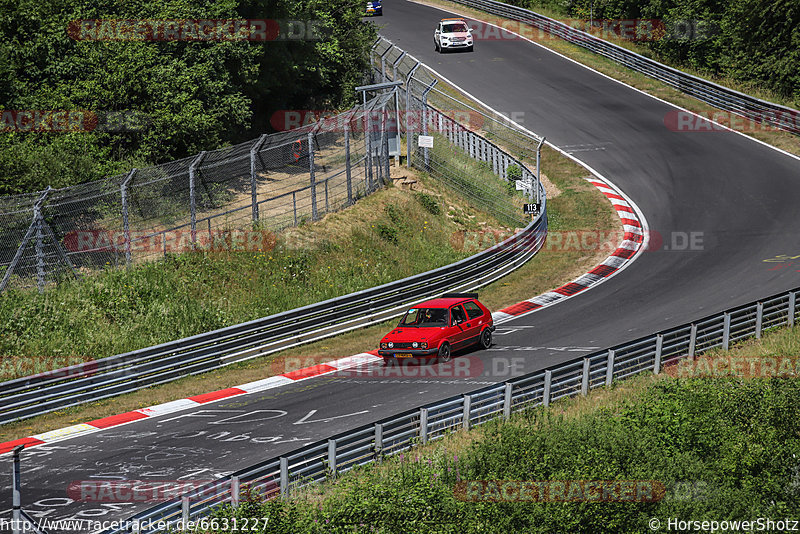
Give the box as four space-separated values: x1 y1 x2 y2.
462 300 485 342
448 304 471 349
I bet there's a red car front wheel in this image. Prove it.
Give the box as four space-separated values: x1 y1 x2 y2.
437 342 452 363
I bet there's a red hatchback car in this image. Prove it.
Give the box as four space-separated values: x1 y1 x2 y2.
379 293 495 364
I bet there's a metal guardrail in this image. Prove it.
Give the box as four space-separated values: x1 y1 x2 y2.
449 0 799 135
0 95 548 426
102 285 800 533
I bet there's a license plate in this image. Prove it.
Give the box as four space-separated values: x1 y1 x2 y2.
396 353 413 358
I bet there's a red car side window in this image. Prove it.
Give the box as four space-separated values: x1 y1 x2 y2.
464 301 483 320
451 305 466 325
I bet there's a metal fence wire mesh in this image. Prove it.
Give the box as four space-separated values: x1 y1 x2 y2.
0 96 395 293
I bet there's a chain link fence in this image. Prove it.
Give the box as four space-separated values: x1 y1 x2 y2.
0 94 398 293
370 37 545 227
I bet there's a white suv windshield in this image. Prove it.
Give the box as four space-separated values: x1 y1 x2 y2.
443 23 468 33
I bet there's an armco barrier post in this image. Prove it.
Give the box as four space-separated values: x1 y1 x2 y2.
231 476 240 507
654 334 663 375
605 349 615 386
374 423 383 461
308 131 318 221
689 324 697 359
722 312 731 350
121 169 135 269
12 446 22 534
280 457 289 495
503 382 512 419
462 394 471 430
419 408 428 444
581 358 590 396
756 303 764 339
327 439 337 478
789 292 796 327
543 370 552 407
181 496 189 527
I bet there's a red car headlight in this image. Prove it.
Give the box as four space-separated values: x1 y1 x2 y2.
420 342 428 349
380 342 388 349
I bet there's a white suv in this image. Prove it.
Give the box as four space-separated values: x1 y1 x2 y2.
434 18 473 53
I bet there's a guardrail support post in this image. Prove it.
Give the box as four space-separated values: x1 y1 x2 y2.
231 476 240 507
327 439 337 478
542 370 552 407
581 358 590 396
419 408 428 444
605 349 615 387
688 324 697 360
280 457 289 496
503 382 513 420
189 152 206 250
654 334 663 375
722 312 731 350
374 423 383 462
789 292 796 327
462 394 471 430
756 302 764 339
535 137 545 205
181 496 190 528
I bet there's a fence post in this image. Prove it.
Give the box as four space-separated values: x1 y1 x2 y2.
536 137 545 204
344 121 353 205
381 102 390 182
789 292 796 327
503 382 512 419
34 202 45 293
121 169 136 269
722 312 731 350
328 439 337 478
462 394 471 430
581 358 590 396
543 370 552 407
605 349 615 386
292 192 297 226
755 302 763 339
280 457 289 495
308 131 318 221
419 408 428 444
189 152 207 250
688 324 697 359
380 46 391 83
421 80 438 172
231 476 240 507
0 189 49 293
250 135 268 222
654 334 663 375
365 100 373 191
405 62 420 169
374 423 383 461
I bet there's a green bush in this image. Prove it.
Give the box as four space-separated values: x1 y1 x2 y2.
375 222 398 244
414 192 441 215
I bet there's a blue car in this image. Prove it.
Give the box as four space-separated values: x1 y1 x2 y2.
366 0 382 16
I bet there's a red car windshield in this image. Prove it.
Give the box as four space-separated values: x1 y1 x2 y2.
399 307 448 327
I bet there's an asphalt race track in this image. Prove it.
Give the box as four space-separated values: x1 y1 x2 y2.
3 0 800 529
